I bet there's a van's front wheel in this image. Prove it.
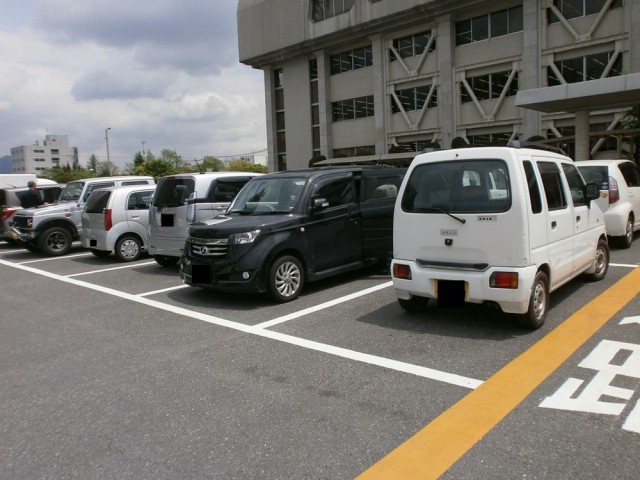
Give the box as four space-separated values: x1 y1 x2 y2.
268 255 304 302
519 271 549 329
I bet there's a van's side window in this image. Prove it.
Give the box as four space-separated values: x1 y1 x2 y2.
562 164 587 206
127 191 154 210
619 161 640 187
207 180 245 202
537 162 567 211
314 178 354 207
362 173 404 202
523 161 543 214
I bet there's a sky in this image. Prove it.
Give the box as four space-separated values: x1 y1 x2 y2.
0 0 267 170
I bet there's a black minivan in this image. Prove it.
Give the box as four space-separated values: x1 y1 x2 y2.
180 166 406 301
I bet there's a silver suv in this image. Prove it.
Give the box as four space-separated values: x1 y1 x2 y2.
9 176 155 256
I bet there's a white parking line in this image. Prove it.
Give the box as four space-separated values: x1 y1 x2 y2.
255 281 393 329
66 261 156 277
18 252 93 264
138 284 190 296
610 263 639 268
0 258 482 390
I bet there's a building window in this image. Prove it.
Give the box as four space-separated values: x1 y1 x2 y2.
333 145 375 157
467 132 513 147
392 85 438 113
547 51 623 85
310 0 355 22
309 58 321 158
391 31 435 61
548 0 623 23
332 96 374 122
461 70 518 103
455 5 523 46
392 140 440 153
274 68 286 171
330 46 373 75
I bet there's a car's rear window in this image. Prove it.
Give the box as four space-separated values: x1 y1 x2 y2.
577 165 608 190
84 190 111 213
153 178 195 207
401 159 510 213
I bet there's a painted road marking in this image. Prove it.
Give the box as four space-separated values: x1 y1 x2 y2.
0 258 482 389
18 252 92 264
255 281 393 329
138 284 190 296
66 260 156 277
357 266 640 479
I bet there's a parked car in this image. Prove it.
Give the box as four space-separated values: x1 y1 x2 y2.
576 159 640 248
148 172 263 266
81 185 156 261
9 176 155 256
391 146 609 329
180 166 407 302
1 183 64 242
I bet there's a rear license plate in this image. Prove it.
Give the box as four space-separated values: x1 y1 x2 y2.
435 280 467 307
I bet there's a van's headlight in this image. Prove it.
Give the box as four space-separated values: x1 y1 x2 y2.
228 230 260 245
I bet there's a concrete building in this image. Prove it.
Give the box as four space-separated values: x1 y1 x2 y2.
237 0 640 171
10 135 79 174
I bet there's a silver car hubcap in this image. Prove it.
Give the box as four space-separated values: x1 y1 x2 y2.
275 261 301 297
120 239 139 259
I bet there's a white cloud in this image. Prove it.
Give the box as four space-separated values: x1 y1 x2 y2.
0 0 267 169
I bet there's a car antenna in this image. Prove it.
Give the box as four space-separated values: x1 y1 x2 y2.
194 158 204 174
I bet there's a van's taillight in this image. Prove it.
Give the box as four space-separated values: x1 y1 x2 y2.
393 263 412 280
608 176 619 204
490 272 518 289
1 207 17 222
105 209 113 231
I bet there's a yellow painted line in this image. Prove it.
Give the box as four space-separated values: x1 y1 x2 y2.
358 267 640 479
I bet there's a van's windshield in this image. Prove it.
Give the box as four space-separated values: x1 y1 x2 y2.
153 178 195 207
227 177 306 214
401 159 511 214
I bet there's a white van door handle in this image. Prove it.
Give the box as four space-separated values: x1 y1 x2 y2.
551 221 557 229
576 215 581 222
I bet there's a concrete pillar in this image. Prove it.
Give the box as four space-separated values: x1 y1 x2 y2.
574 111 590 160
369 34 386 155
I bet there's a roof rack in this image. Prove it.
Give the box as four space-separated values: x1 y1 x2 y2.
507 140 566 155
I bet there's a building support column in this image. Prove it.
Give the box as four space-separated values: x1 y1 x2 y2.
574 110 590 160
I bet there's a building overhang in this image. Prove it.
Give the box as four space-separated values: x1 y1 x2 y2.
515 73 640 113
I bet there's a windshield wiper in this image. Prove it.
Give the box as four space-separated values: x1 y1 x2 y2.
423 207 466 224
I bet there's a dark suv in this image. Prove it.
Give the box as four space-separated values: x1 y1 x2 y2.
180 166 406 302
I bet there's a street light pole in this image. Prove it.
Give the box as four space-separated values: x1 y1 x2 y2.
105 127 111 163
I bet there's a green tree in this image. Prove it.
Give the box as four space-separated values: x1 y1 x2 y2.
133 151 145 167
142 157 175 179
86 153 98 174
451 136 470 149
226 159 268 173
96 161 119 177
200 155 225 172
159 148 186 171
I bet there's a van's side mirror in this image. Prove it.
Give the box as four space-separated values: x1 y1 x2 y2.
584 182 600 205
311 197 329 213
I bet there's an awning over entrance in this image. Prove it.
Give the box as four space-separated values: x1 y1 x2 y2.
515 73 640 113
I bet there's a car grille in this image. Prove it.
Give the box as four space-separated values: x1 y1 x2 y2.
11 216 31 229
188 235 228 257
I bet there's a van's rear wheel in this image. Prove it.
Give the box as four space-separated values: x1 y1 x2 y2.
398 296 429 313
519 271 549 329
268 255 304 302
116 235 142 262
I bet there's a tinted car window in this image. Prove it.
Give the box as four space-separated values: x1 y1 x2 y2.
206 180 247 202
127 191 154 210
83 182 114 202
401 159 510 213
562 163 587 207
577 165 608 190
153 178 195 207
619 161 640 187
84 190 111 213
523 161 543 214
537 161 567 211
362 172 405 202
314 178 354 207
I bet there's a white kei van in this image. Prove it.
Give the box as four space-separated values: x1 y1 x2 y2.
391 146 609 329
148 172 263 266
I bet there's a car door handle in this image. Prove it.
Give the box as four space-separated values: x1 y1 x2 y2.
576 216 581 222
551 221 557 229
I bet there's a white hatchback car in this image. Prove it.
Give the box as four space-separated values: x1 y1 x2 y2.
81 185 156 261
577 159 640 248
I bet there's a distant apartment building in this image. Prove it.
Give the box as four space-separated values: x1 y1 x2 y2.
10 135 78 174
237 0 640 171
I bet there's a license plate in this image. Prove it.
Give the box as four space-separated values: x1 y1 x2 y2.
435 280 467 306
